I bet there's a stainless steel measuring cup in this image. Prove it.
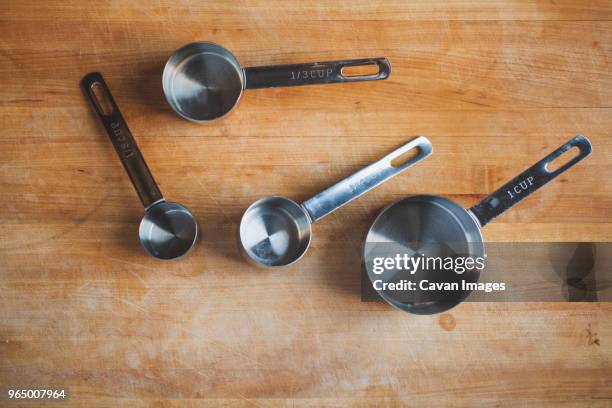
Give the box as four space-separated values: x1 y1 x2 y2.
162 42 391 122
239 136 433 267
364 135 593 314
82 72 199 260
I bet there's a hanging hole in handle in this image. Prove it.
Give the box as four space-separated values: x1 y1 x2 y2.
341 62 380 78
90 82 114 116
391 147 421 168
545 146 580 173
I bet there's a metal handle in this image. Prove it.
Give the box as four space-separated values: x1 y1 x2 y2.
81 72 164 209
469 135 592 227
243 57 391 89
302 136 433 222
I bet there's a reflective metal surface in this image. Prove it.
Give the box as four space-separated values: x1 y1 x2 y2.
364 196 483 315
303 136 433 222
140 201 199 260
82 72 199 260
163 41 392 122
162 42 244 122
468 135 593 227
239 137 433 268
239 196 312 267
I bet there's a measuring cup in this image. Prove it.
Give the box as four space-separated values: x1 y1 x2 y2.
162 42 391 122
82 72 199 260
239 136 433 267
364 135 592 314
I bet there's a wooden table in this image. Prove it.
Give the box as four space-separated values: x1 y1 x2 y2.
1 1 611 406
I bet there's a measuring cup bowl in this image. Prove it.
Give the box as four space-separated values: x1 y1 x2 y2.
364 195 484 315
163 42 244 122
139 201 199 260
163 42 392 122
239 196 312 267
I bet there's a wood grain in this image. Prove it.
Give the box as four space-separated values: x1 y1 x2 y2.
0 1 611 406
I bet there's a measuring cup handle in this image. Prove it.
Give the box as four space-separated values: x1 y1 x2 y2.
302 136 433 222
469 135 592 228
81 72 164 209
243 57 391 89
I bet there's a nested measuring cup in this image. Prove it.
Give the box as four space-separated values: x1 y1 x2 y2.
239 137 433 267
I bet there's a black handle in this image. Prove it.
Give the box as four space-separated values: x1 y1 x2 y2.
243 57 391 89
469 135 592 227
81 72 164 209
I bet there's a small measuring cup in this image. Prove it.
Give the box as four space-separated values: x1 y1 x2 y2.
162 42 391 122
82 72 199 260
239 137 433 267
